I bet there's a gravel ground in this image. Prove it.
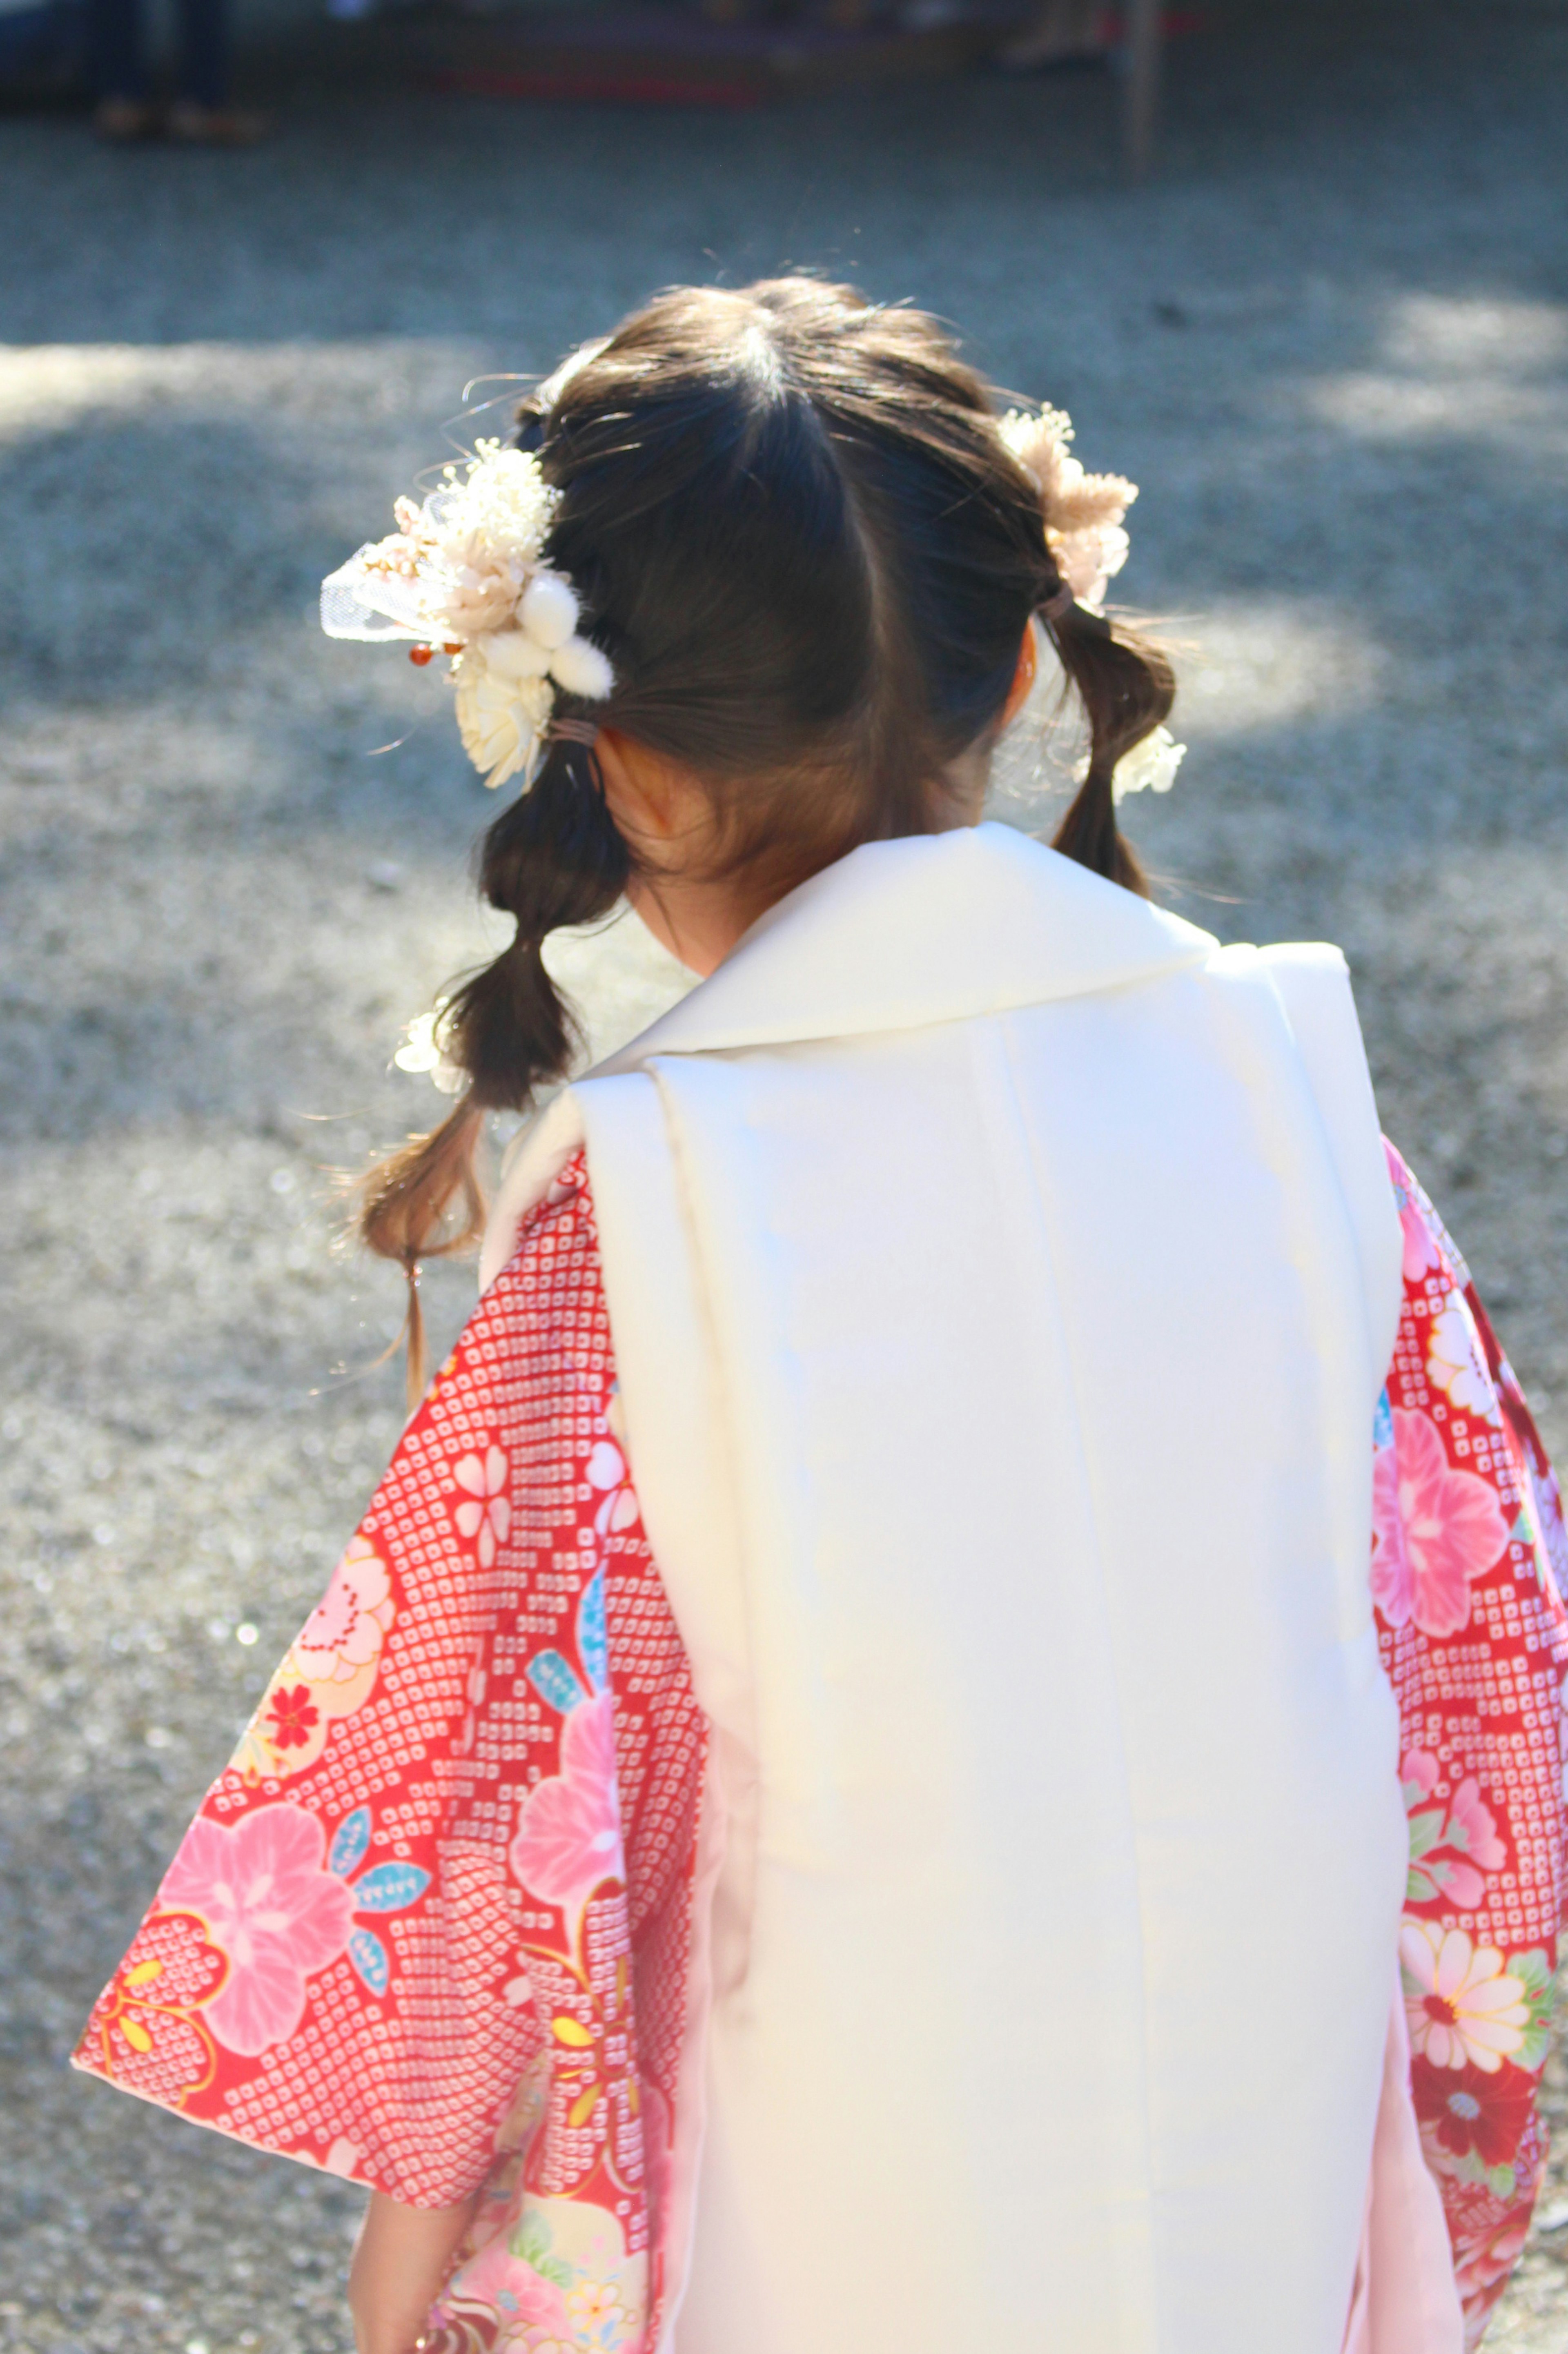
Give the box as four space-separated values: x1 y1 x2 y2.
3 1 1568 2344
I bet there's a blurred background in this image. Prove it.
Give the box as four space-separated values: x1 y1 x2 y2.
2 2 1567 2347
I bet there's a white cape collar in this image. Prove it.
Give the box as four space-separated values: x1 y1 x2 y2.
483 826 1216 1289
595 822 1216 1071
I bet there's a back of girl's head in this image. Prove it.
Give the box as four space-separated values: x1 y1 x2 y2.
363 278 1174 1359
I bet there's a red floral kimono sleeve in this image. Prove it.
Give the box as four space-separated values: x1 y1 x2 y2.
73 1153 708 2351
74 1129 1568 2351
1376 1143 1568 2344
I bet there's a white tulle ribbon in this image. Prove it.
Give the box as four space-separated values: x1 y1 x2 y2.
321 439 613 791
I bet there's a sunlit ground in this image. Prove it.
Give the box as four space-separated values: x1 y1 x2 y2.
2 1 1567 2344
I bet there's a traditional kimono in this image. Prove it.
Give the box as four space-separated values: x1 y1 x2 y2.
75 826 1568 2354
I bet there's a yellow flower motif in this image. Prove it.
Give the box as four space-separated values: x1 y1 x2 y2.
565 2280 623 2331
1401 1922 1529 2072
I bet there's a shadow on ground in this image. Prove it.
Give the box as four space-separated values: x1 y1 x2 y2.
2 2 1567 2345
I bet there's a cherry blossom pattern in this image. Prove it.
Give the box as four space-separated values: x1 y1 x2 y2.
1401 1751 1507 1910
158 1803 356 2056
1400 1923 1530 2074
1426 1296 1502 1424
566 2279 626 2341
1372 1406 1510 1637
586 1434 640 1541
232 1537 398 1783
72 1149 695 2354
265 1685 320 1755
294 1536 396 1685
453 1443 511 1568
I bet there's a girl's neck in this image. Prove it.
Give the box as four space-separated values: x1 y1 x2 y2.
624 870 768 979
598 724 994 981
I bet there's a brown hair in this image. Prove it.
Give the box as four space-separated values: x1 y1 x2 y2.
361 279 1174 1393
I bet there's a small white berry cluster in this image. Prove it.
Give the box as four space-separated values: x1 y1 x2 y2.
321 439 614 791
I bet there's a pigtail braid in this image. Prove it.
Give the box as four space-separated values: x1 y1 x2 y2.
1045 593 1174 900
359 740 628 1405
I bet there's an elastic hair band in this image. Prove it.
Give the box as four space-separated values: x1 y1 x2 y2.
550 717 602 746
1043 587 1114 641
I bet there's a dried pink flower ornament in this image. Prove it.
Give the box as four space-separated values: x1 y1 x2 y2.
1000 403 1186 806
320 439 614 791
996 404 1136 613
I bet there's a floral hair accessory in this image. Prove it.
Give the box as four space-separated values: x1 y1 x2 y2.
1076 725 1187 807
321 440 614 791
998 405 1137 612
1004 405 1186 806
393 1000 466 1096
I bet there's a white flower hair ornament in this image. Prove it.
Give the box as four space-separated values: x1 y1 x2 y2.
1074 726 1186 807
320 439 614 791
393 1000 466 1096
999 403 1185 806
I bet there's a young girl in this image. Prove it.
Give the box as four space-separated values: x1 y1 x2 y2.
75 279 1568 2354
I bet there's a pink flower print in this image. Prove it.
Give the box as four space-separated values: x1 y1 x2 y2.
1426 1296 1499 1422
1402 1750 1506 1909
509 1693 625 1922
1454 2208 1533 2299
1446 1778 1506 1873
1400 1922 1530 2073
453 1444 510 1567
292 1537 395 1684
1372 1407 1509 1637
159 1804 354 2056
433 2235 573 2338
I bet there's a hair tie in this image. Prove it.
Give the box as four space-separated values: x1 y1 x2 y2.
1042 583 1115 641
550 716 602 747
